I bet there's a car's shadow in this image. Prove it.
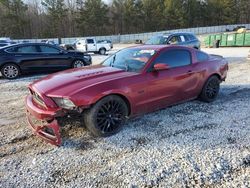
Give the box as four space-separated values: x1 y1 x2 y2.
59 84 250 150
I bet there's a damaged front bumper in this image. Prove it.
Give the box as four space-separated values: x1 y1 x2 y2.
25 95 65 146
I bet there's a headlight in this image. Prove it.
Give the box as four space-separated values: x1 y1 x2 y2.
52 98 76 109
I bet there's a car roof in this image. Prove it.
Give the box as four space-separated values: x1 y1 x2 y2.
154 32 195 37
0 42 56 48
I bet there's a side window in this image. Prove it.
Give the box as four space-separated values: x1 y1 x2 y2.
168 36 181 44
87 39 94 44
40 45 60 53
196 51 208 62
5 47 17 53
154 50 192 68
16 45 38 53
184 35 190 41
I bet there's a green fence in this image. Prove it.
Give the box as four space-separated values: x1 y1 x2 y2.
205 32 250 47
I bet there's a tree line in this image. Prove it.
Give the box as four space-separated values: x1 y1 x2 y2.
0 0 249 39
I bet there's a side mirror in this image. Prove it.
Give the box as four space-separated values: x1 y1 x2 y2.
154 63 170 71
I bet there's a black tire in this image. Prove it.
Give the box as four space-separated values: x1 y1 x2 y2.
84 95 129 137
99 48 106 55
200 75 220 102
1 63 20 79
72 60 85 68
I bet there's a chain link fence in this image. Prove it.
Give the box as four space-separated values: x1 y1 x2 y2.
13 24 250 44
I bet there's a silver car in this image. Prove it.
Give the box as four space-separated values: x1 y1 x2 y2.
145 32 201 49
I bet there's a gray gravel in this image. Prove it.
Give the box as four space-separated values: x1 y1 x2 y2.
0 47 250 187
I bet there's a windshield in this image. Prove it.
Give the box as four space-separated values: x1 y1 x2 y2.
145 36 169 45
102 48 156 72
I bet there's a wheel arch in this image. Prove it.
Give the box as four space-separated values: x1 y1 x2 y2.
99 47 106 50
91 93 132 116
199 73 222 96
208 73 222 81
0 62 21 72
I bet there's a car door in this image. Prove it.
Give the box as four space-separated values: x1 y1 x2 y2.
145 49 200 111
86 39 96 52
38 44 71 70
13 44 46 72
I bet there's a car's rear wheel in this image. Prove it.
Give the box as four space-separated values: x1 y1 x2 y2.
200 75 220 102
99 48 106 55
72 60 85 68
1 63 20 79
84 95 128 137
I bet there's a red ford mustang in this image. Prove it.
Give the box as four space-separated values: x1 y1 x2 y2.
25 45 228 145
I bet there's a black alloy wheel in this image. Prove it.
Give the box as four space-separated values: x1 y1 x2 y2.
84 95 128 137
200 75 220 102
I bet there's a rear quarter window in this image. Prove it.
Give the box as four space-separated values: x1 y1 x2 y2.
189 34 197 41
5 47 17 53
196 51 209 62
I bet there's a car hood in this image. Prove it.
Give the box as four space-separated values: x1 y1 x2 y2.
31 65 136 97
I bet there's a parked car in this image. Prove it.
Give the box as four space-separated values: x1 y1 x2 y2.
0 43 92 79
97 40 113 49
25 45 228 145
75 38 111 55
233 26 246 32
145 32 201 49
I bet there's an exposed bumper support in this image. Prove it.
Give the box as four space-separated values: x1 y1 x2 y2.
25 95 64 146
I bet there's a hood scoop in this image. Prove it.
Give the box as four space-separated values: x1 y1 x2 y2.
76 70 105 78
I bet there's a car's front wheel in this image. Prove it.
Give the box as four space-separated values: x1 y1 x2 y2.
84 95 128 137
200 75 220 102
1 63 20 79
72 60 85 68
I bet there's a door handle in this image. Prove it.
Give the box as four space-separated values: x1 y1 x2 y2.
187 70 193 74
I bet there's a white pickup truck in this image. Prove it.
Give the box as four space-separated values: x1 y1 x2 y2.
74 38 111 55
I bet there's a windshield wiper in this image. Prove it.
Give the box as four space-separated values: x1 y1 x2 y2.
110 55 116 67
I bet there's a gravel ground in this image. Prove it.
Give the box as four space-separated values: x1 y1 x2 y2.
0 46 250 187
